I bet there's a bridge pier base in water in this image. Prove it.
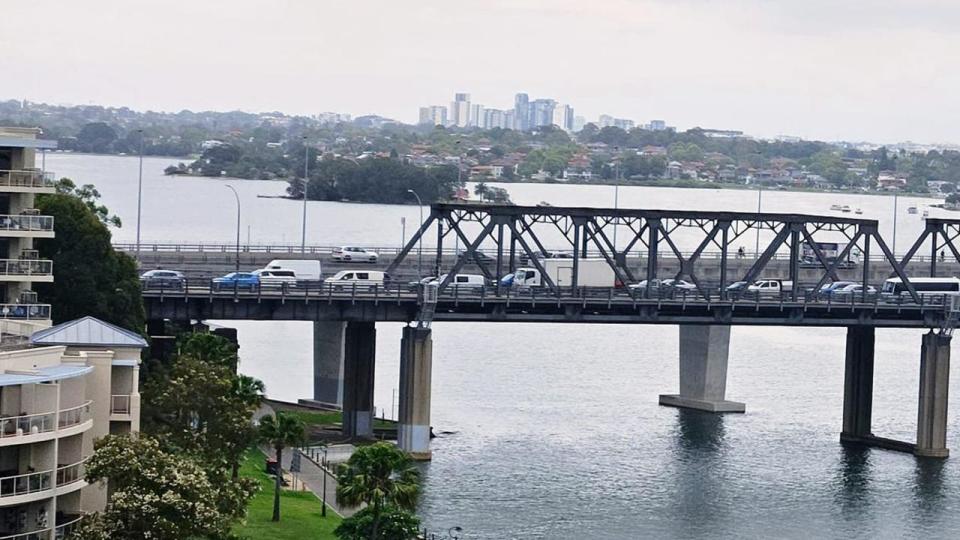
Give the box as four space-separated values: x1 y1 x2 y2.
341 322 376 439
840 326 875 444
916 331 951 458
398 326 433 460
659 325 745 413
312 321 346 406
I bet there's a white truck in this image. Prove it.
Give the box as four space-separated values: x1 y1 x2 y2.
501 258 618 288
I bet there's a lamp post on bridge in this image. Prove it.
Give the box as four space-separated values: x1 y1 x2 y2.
892 193 899 257
754 186 763 257
135 129 144 265
301 136 310 252
407 189 423 278
225 185 241 272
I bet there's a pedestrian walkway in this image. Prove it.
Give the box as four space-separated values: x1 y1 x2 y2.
256 402 362 518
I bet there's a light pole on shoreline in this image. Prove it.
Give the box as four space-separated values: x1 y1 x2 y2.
225 184 241 272
301 136 310 252
135 129 144 265
407 189 423 278
754 186 763 257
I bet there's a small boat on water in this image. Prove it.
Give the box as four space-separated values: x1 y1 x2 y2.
830 204 843 211
841 205 851 213
855 208 863 215
908 206 918 214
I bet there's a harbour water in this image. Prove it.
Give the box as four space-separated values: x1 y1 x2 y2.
46 153 960 538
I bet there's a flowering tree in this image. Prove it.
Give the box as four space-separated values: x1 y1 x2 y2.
67 435 257 540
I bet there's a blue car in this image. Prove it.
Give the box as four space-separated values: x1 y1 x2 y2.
212 272 260 291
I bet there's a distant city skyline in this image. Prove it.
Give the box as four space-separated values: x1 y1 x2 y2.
3 1 960 145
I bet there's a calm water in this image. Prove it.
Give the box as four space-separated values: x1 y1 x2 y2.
47 153 960 538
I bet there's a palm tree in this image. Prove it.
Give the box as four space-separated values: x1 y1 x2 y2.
474 182 488 202
258 412 306 522
336 442 420 539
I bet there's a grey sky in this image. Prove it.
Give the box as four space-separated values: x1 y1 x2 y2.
4 0 959 143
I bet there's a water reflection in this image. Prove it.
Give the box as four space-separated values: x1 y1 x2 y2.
833 446 873 514
675 408 727 452
912 457 946 518
670 409 728 537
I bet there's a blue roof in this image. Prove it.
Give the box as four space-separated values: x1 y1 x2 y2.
30 316 147 349
0 137 57 150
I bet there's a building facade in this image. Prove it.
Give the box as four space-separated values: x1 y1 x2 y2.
0 128 56 338
0 316 146 539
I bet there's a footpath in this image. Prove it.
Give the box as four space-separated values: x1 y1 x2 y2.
255 403 361 518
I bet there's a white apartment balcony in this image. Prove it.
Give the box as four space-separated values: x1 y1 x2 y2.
0 514 84 540
0 401 92 447
109 394 130 416
0 457 87 507
0 260 52 283
0 171 56 194
0 216 53 239
0 305 51 321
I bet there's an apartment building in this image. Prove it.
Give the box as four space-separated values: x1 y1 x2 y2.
0 128 57 338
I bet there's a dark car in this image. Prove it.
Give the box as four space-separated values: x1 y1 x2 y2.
456 250 494 265
140 269 186 290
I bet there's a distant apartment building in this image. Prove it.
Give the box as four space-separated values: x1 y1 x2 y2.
572 116 586 132
530 99 557 129
316 112 352 125
450 93 471 128
0 127 56 336
418 106 447 126
514 93 530 131
877 171 907 190
552 104 575 132
484 109 509 130
469 104 484 128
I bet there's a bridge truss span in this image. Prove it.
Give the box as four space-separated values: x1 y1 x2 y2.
387 204 925 304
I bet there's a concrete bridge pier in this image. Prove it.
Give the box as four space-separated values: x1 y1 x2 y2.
341 322 376 438
312 321 346 406
398 326 433 460
659 325 745 413
840 326 876 444
916 331 951 458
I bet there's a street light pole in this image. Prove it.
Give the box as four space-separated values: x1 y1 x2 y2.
135 129 144 265
892 193 899 257
754 186 763 257
301 137 309 252
225 185 241 272
407 189 424 278
613 148 620 250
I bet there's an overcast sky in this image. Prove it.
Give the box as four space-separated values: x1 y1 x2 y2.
4 0 959 143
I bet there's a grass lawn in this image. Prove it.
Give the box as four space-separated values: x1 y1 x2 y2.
284 409 394 429
233 448 341 540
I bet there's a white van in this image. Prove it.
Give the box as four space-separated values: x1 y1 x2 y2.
252 268 298 288
264 259 322 281
432 274 486 289
325 270 387 290
881 277 960 301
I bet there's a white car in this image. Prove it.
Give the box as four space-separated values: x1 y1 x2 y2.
332 246 379 263
252 268 298 288
831 283 876 299
630 278 696 291
431 274 486 289
324 270 387 290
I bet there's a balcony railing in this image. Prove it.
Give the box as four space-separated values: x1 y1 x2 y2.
0 411 55 438
0 530 47 540
55 458 87 486
54 515 84 538
58 401 92 429
0 467 52 499
0 215 53 233
0 259 52 277
110 394 131 415
0 170 56 190
0 304 51 320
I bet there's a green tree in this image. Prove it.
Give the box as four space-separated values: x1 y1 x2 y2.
53 178 121 227
334 506 421 540
67 435 257 540
258 412 306 522
75 122 118 153
142 333 262 477
474 182 488 201
35 189 144 330
336 442 421 540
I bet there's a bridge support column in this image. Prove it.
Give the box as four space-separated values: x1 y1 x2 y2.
660 325 745 413
399 326 433 460
916 331 951 458
313 321 346 406
840 326 875 444
342 322 376 439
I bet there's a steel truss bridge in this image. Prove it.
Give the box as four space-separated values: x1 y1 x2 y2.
143 204 960 328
